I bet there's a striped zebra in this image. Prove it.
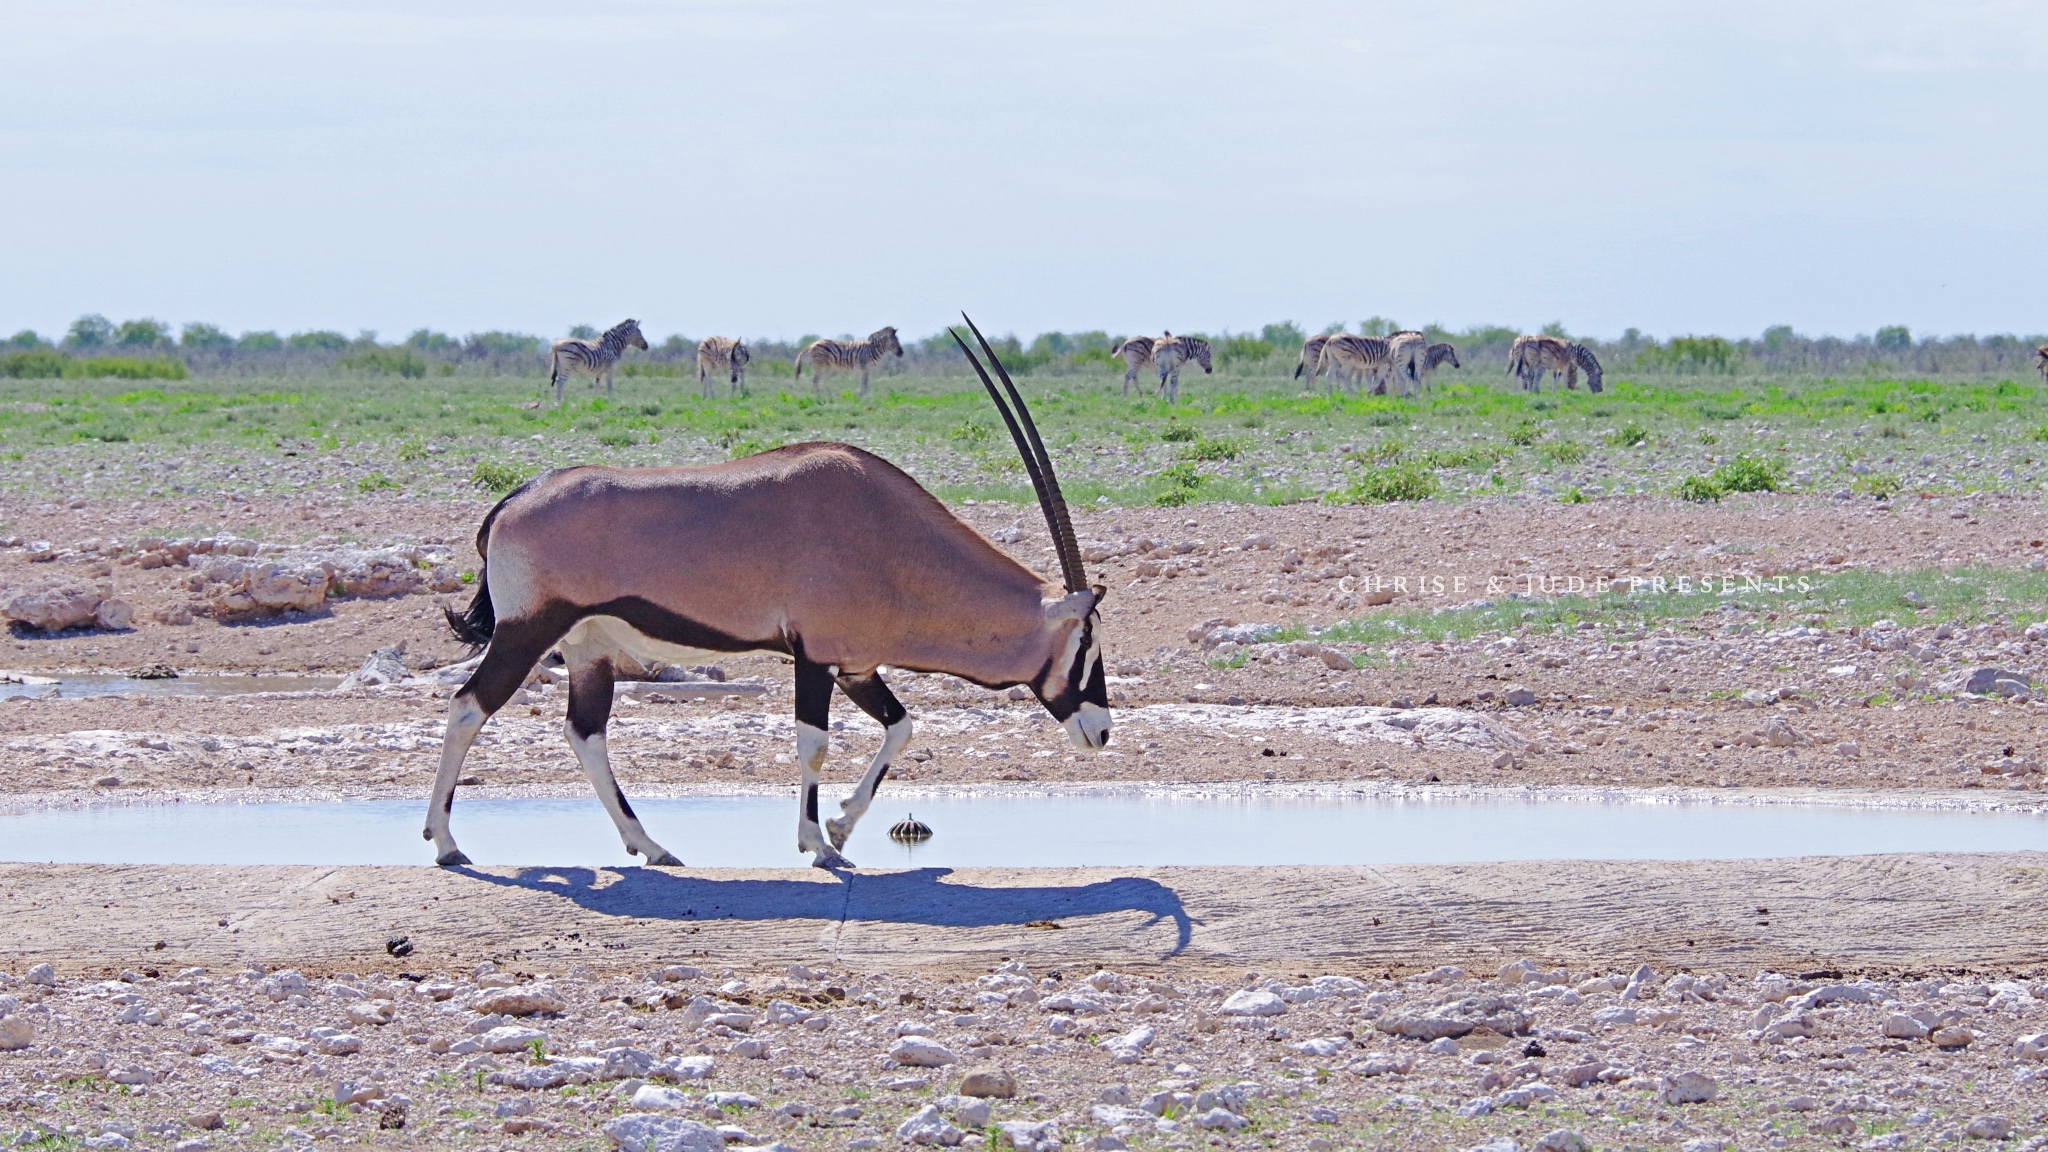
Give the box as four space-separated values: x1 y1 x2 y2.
2036 345 2047 383
1509 335 1602 393
1111 335 1157 396
1418 343 1461 391
1308 334 1395 395
548 319 648 405
697 337 751 398
793 326 902 398
1386 331 1427 397
1153 333 1212 402
1292 335 1330 388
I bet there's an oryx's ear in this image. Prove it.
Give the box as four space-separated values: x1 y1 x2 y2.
1043 588 1100 622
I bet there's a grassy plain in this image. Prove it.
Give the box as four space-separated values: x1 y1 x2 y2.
0 360 2043 510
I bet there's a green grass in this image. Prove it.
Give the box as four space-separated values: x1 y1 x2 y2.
1301 566 2048 646
0 364 2043 507
1328 461 1439 503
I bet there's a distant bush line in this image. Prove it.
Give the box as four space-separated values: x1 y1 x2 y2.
4 314 2043 383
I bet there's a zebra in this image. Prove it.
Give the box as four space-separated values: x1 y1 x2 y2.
1153 334 1212 403
1509 336 1602 393
1388 335 1461 395
1292 335 1330 388
697 337 751 398
548 319 648 405
1417 343 1461 391
1385 331 1427 397
2036 345 2047 383
1111 335 1157 396
1309 334 1395 394
793 327 902 398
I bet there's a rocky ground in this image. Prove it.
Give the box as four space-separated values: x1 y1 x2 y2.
5 491 2048 1150
2 956 2045 1152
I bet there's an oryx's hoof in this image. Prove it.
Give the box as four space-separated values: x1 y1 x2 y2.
435 849 472 866
826 817 853 850
810 849 853 870
645 852 683 867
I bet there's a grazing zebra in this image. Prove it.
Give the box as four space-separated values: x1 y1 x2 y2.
1293 335 1329 387
794 327 902 398
549 319 648 405
697 337 751 398
1111 335 1157 396
1309 334 1395 394
2037 345 2047 383
1509 336 1602 393
1418 343 1461 391
1153 334 1212 403
1386 331 1427 397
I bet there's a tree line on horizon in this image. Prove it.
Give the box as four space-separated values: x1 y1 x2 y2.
3 313 2043 382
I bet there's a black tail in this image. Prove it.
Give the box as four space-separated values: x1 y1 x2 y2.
444 565 495 647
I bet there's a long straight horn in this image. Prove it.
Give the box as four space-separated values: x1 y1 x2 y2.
949 320 1088 593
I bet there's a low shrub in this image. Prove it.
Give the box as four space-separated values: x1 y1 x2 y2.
339 347 426 378
1536 440 1586 466
1676 475 1725 503
471 461 527 493
1329 462 1438 504
1605 423 1649 448
1177 435 1244 462
1711 454 1788 493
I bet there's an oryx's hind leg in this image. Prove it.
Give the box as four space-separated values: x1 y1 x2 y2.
425 619 564 866
792 653 852 869
825 672 910 850
558 631 681 866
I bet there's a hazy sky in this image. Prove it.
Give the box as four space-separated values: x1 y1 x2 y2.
2 0 2043 343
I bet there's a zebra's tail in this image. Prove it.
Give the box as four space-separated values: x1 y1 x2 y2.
792 347 807 379
444 565 496 648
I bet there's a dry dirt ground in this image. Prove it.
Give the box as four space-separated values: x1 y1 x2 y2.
5 493 2048 1151
3 493 2048 796
2 856 2047 1152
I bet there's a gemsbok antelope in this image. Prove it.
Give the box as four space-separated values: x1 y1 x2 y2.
426 316 1110 870
697 337 751 398
1510 335 1602 394
1111 335 1157 396
1308 334 1395 394
1153 334 1213 403
2036 345 2047 383
793 327 903 398
548 319 648 405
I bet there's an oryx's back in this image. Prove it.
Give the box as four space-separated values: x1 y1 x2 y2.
481 443 1049 667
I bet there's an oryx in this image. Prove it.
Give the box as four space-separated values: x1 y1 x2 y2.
425 317 1109 869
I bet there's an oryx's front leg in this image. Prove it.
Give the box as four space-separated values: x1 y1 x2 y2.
826 672 911 851
793 654 852 869
561 649 682 866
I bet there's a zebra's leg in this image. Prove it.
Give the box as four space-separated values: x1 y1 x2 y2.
859 366 870 400
557 642 682 866
825 672 910 850
423 619 562 865
551 361 564 406
793 652 852 869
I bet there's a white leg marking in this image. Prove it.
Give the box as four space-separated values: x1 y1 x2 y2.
795 721 851 868
425 695 486 865
828 715 912 850
566 725 682 866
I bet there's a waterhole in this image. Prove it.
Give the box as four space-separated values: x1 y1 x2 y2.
1 791 2039 868
0 674 342 701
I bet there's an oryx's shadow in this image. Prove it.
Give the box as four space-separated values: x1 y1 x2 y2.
452 866 1195 955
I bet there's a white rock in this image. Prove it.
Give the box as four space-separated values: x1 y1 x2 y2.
108 1064 156 1086
1534 1131 1591 1152
1293 1037 1348 1059
897 1104 964 1146
662 1055 716 1080
1100 1026 1154 1056
632 1085 695 1111
0 1015 33 1050
1679 1140 1725 1152
2015 1033 2048 1062
478 1025 547 1053
1884 1014 1931 1040
95 599 134 631
1217 990 1287 1017
2 582 102 631
997 1119 1062 1151
1039 994 1108 1015
472 987 565 1017
1658 1071 1718 1104
1192 1108 1248 1132
25 964 55 986
889 1037 958 1067
1964 1116 2013 1141
603 1112 725 1152
1466 1139 1521 1152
